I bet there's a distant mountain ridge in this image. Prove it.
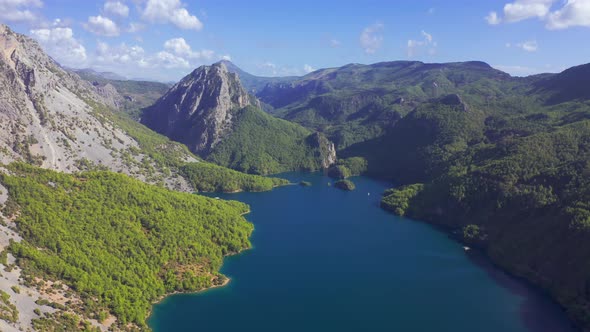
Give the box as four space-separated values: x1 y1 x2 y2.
71 67 127 80
219 60 298 94
72 67 170 119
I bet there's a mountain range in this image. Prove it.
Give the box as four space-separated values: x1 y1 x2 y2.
1 21 590 331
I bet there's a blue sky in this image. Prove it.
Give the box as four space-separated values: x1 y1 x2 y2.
1 0 589 81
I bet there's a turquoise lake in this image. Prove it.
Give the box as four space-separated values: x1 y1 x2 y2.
148 172 576 332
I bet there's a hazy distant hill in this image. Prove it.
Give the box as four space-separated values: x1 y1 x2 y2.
72 68 171 119
219 60 297 94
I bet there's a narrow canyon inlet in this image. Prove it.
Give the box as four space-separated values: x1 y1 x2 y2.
149 173 576 332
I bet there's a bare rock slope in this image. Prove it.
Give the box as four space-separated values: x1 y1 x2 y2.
0 24 195 189
142 62 257 154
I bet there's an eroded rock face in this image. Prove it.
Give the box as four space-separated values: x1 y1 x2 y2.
0 24 195 190
307 132 337 169
142 62 257 154
95 83 124 110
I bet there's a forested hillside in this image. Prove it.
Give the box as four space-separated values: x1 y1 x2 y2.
257 61 516 149
358 63 590 327
1 163 254 329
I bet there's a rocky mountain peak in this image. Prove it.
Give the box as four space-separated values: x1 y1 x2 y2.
142 62 259 154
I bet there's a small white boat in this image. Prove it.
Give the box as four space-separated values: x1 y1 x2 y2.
463 246 471 251
215 197 220 200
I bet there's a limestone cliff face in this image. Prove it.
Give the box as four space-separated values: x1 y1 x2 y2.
307 132 337 169
0 24 195 188
142 62 258 154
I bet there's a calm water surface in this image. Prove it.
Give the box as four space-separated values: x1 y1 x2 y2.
149 172 576 332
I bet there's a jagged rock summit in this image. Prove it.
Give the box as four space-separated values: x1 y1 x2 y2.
142 62 258 154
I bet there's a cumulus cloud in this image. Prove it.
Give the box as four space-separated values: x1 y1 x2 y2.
485 11 502 24
163 37 214 60
516 40 539 51
360 22 384 54
142 0 203 30
96 38 215 70
104 1 129 17
153 51 190 68
127 22 145 33
85 15 120 37
503 0 554 22
95 41 192 69
92 38 229 80
407 30 437 58
0 0 43 24
546 0 590 29
30 27 87 67
95 41 147 66
486 0 590 29
303 64 315 73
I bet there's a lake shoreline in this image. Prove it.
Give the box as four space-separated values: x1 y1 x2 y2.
379 205 581 332
146 208 253 328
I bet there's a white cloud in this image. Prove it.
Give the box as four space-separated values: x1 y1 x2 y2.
487 0 590 29
30 27 87 67
546 0 590 29
163 37 214 60
421 30 432 43
51 18 66 27
96 42 200 70
485 11 502 24
85 15 120 37
329 39 341 48
104 1 129 17
221 55 231 61
127 22 145 33
93 38 227 80
142 0 203 30
407 30 436 58
95 41 146 66
428 7 436 15
163 37 191 55
0 0 43 24
360 22 384 54
503 0 554 22
154 51 190 68
303 64 315 73
516 40 538 51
